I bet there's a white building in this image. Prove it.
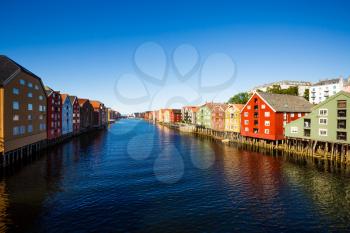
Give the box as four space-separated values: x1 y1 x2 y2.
249 80 311 97
309 77 348 104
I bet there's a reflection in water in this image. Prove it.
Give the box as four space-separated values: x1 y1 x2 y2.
0 120 349 232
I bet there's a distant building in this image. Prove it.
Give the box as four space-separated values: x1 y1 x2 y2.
78 99 94 131
182 106 198 125
211 104 227 132
69 96 80 134
309 77 349 104
250 80 311 97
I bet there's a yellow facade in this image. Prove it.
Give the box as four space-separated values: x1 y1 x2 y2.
224 104 243 133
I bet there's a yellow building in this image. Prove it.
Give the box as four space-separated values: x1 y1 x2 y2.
163 109 171 123
224 104 244 133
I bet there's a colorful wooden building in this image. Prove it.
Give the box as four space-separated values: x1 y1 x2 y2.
240 92 312 141
0 55 47 155
211 104 227 131
78 99 94 131
182 106 198 124
61 94 73 135
225 104 244 133
170 109 182 123
285 91 350 144
196 103 214 128
90 100 104 128
69 96 80 134
45 86 62 140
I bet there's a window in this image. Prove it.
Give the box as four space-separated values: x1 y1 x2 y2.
35 85 39 90
264 129 269 134
264 111 270 117
247 105 251 110
338 109 346 118
338 100 347 108
261 104 266 109
265 120 270 126
39 115 43 120
13 115 19 121
28 82 33 88
291 127 298 133
337 120 346 129
28 125 33 133
319 118 327 125
13 88 19 95
245 127 249 132
304 129 311 137
298 113 302 117
244 112 248 117
244 120 249 125
337 131 347 141
39 95 43 100
28 104 33 111
27 92 33 98
40 123 46 131
319 109 328 116
319 129 327 136
20 79 25 85
13 127 19 136
19 126 25 134
13 101 19 110
28 114 32 120
291 113 294 117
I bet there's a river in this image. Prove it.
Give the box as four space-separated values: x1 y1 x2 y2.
0 119 350 232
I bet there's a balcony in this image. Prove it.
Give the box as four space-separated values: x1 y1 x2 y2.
304 119 311 128
338 110 347 118
337 120 346 129
337 131 347 141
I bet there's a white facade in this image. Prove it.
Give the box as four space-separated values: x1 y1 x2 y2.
309 78 345 104
250 80 311 97
61 96 73 135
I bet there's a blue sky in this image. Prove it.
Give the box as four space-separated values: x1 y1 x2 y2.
1 0 350 113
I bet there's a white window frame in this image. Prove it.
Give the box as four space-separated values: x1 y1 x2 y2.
264 129 270 134
245 127 249 132
319 118 327 125
261 104 266 109
264 111 270 117
264 120 270 126
319 109 328 116
298 113 302 117
247 105 251 110
291 126 298 133
244 120 249 125
291 113 294 117
319 129 328 136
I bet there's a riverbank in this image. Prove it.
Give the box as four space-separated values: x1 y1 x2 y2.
157 121 350 166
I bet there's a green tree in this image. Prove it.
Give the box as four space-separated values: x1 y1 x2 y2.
228 92 250 104
303 89 309 100
266 85 298 96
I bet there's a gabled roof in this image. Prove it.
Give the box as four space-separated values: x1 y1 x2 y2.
227 104 244 111
90 100 103 109
78 98 90 107
0 55 46 95
258 92 312 112
60 94 69 104
69 95 77 104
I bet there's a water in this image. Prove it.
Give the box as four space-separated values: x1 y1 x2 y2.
1 119 350 232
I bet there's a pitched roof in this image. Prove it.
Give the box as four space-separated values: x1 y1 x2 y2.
0 55 45 89
69 95 77 104
258 92 313 112
90 100 102 109
60 94 69 104
227 104 244 111
78 98 89 106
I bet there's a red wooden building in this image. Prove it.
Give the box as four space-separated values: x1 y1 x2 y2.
240 92 312 141
69 96 80 135
45 86 62 140
211 103 227 131
170 109 182 123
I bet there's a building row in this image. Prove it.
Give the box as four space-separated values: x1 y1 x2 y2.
0 55 119 158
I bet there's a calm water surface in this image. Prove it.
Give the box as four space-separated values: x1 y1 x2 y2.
1 119 350 232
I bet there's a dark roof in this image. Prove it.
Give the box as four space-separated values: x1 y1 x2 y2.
0 55 43 86
258 92 313 112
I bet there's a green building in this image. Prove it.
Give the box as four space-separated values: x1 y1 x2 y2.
196 103 213 128
285 91 350 143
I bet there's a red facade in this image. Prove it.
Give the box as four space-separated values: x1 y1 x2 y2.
70 96 80 134
46 88 62 140
170 109 182 123
240 92 307 141
211 104 227 131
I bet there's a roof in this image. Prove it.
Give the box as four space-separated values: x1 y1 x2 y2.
60 94 69 104
258 92 313 112
78 98 89 106
312 77 342 86
227 104 244 111
69 95 77 104
0 55 46 92
90 100 103 109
